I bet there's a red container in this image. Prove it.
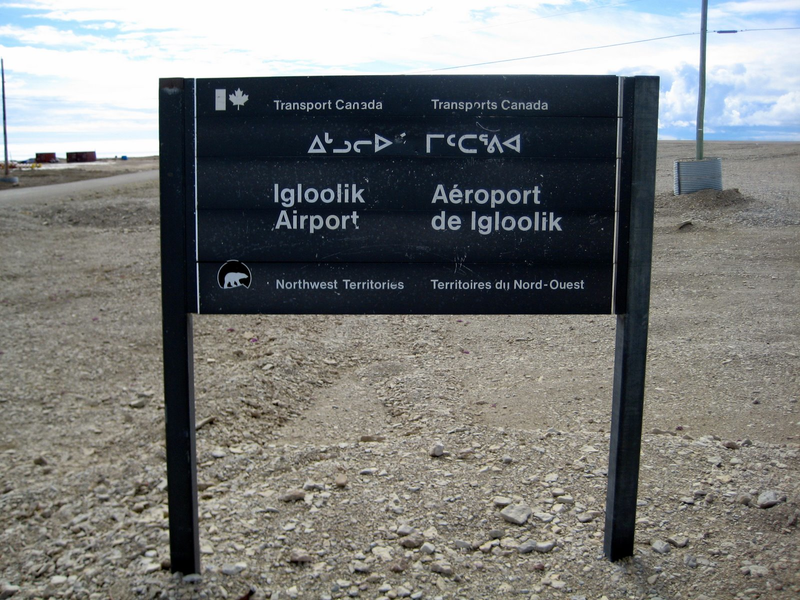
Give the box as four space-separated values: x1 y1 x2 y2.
66 151 97 163
35 152 58 163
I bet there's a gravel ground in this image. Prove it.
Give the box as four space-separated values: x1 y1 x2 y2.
0 142 798 600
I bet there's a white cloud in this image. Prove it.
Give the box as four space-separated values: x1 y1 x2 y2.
1 0 798 155
0 24 103 47
714 1 800 16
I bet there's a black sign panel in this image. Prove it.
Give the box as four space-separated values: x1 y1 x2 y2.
197 158 615 210
196 117 617 159
187 75 627 314
194 75 620 118
198 263 612 315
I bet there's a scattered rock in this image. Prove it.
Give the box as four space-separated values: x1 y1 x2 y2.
387 559 408 573
396 523 415 536
371 546 393 562
279 489 307 502
289 548 313 564
577 511 601 523
500 503 532 526
741 564 769 577
352 561 371 574
651 428 674 435
756 490 785 509
786 511 799 528
518 540 537 554
420 541 436 554
0 584 20 600
533 540 556 553
398 533 425 549
429 441 445 457
221 562 247 575
488 528 505 539
651 539 671 554
667 535 689 548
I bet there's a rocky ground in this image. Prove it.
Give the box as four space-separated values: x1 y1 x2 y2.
0 142 798 600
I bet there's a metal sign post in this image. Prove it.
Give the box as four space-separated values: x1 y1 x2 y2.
158 75 658 573
604 76 659 560
159 78 200 575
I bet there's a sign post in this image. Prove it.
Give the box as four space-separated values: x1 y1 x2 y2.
604 76 659 560
159 78 200 575
159 74 658 573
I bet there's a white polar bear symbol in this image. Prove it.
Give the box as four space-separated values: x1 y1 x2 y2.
224 272 248 288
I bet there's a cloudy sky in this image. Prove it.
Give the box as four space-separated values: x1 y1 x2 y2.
1 0 798 158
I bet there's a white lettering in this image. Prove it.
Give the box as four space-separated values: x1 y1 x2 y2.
470 211 563 235
274 210 360 233
501 99 549 111
430 184 540 207
335 99 384 110
274 183 367 208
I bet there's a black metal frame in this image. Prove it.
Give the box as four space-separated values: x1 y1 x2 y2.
158 75 658 573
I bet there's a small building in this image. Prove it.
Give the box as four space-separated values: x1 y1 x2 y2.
35 152 58 163
66 151 97 163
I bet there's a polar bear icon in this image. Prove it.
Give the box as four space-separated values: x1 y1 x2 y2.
217 261 252 290
224 272 249 288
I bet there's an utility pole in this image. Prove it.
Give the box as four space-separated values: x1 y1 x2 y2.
1 58 19 185
2 58 10 177
696 0 708 160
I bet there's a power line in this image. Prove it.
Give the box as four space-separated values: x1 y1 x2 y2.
713 27 800 33
429 32 698 72
428 27 800 73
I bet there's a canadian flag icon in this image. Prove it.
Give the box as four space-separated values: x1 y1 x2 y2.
228 88 249 110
